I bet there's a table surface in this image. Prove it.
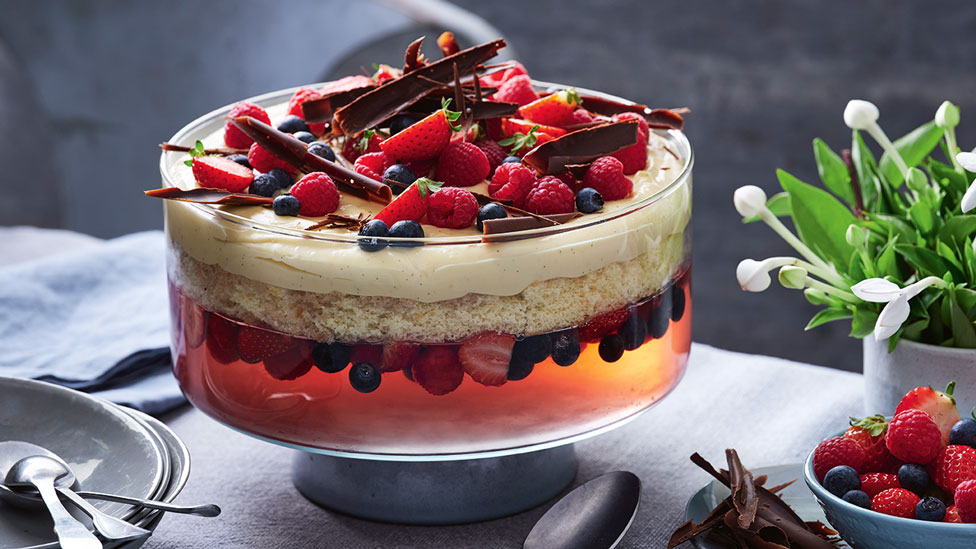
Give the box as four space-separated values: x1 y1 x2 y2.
144 343 863 548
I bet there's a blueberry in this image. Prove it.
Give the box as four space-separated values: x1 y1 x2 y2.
249 173 279 197
671 284 687 322
551 331 581 367
823 465 860 498
950 418 976 448
575 187 604 214
312 342 350 373
277 114 310 134
842 490 871 509
598 334 625 362
648 287 672 339
898 463 931 494
512 334 552 364
389 220 424 247
389 114 418 135
293 131 316 144
502 156 521 164
916 496 947 521
383 164 416 187
349 362 381 393
308 142 336 162
267 168 292 189
357 219 389 252
272 194 301 216
476 203 508 232
507 360 534 381
620 313 647 351
227 154 251 168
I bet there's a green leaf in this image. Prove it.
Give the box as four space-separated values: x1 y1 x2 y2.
940 216 976 248
864 212 917 244
356 129 376 152
804 289 838 307
895 244 964 281
949 291 976 348
851 308 879 338
742 192 790 224
850 414 888 436
956 287 976 313
876 239 901 280
852 130 880 209
938 241 964 275
813 138 854 206
806 307 853 330
777 169 856 271
908 201 936 234
880 121 943 186
498 124 540 154
928 158 970 194
184 159 193 167
415 177 443 199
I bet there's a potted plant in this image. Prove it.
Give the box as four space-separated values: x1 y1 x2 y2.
734 99 976 415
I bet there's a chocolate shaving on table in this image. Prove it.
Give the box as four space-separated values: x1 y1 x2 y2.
159 143 247 156
145 187 273 205
437 31 460 56
481 213 580 235
727 449 759 528
333 38 506 136
522 120 639 174
301 85 375 124
403 36 426 72
229 116 392 204
579 94 686 130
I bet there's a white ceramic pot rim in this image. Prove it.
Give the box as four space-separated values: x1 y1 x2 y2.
895 337 976 357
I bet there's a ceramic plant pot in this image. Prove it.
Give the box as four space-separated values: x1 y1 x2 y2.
863 338 976 417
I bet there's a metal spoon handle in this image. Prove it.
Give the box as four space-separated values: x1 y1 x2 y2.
76 490 221 517
57 487 150 542
34 477 102 549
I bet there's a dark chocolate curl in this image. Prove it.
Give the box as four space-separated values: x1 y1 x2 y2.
522 120 639 175
580 94 686 130
301 85 375 124
145 187 273 205
404 36 426 72
469 101 518 120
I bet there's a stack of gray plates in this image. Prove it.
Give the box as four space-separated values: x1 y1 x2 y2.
0 377 189 549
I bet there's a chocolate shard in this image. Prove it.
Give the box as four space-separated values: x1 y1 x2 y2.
229 116 392 204
646 108 686 130
437 31 460 56
727 449 759 529
404 36 426 72
469 100 518 120
333 38 506 136
564 163 592 180
301 85 376 124
579 94 686 130
522 120 639 175
145 187 273 205
482 213 580 237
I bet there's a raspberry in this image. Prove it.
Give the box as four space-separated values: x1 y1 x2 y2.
290 172 339 217
481 62 529 88
553 170 577 191
224 102 270 149
427 187 478 229
813 436 866 481
342 131 384 163
613 112 651 140
353 151 394 181
859 473 901 498
488 163 536 204
248 142 297 175
287 86 326 134
523 176 575 215
583 156 633 201
492 75 537 106
611 132 649 175
473 140 507 177
929 445 976 494
437 141 490 187
570 109 595 125
871 488 920 518
886 409 942 465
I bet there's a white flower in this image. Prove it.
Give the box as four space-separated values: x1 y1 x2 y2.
960 152 976 172
851 278 903 302
844 100 880 131
733 185 768 218
779 266 808 290
874 295 911 341
737 259 774 292
936 101 960 129
851 277 944 340
958 152 976 213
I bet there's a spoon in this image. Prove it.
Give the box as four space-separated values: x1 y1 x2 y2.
56 487 151 542
5 455 101 549
71 490 221 517
523 471 642 549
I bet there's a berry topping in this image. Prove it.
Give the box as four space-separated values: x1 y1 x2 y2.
570 109 595 125
613 112 651 140
277 114 311 134
341 130 383 163
427 187 478 229
945 504 963 523
929 444 976 494
380 342 420 373
860 473 901 498
227 154 251 168
383 164 417 187
886 409 942 465
575 187 604 214
458 333 516 387
248 142 297 175
896 382 960 445
842 490 871 509
488 162 536 204
523 176 575 215
512 334 552 364
610 131 649 175
272 194 301 217
224 102 270 149
473 139 507 177
823 465 861 497
492 74 537 106
517 88 581 127
481 62 529 88
349 362 382 393
871 488 920 519
289 172 339 217
476 202 508 232
237 326 294 364
312 342 351 373
916 496 947 521
499 119 565 154
372 63 401 84
437 141 491 187
578 310 629 342
389 114 418 135
249 173 280 197
358 219 390 252
293 131 316 144
551 331 581 366
380 101 459 161
813 436 866 481
191 155 254 193
286 87 325 134
412 346 464 396
205 314 239 365
389 220 425 244
374 178 442 226
502 155 522 164
619 313 647 351
897 463 932 495
583 156 633 201
951 418 976 448
266 168 292 189
598 334 625 363
506 360 534 381
263 343 313 381
354 151 395 181
955 479 976 522
846 416 895 473
308 142 336 162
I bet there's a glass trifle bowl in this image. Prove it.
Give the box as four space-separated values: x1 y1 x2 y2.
160 81 692 523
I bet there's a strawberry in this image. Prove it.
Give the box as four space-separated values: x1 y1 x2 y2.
578 310 629 343
380 100 460 161
412 346 464 396
860 472 901 498
248 142 298 175
191 155 253 192
180 293 206 349
871 488 919 518
374 178 442 225
380 342 420 373
319 75 374 96
287 87 326 134
896 383 960 445
237 326 294 364
341 130 384 163
956 480 976 522
481 62 529 88
929 445 976 494
847 415 897 472
205 314 239 365
945 504 963 523
224 102 270 149
570 109 595 125
491 75 537 106
813 436 866 481
371 64 401 84
437 141 490 187
886 409 942 465
263 341 313 381
499 118 566 155
458 333 516 387
518 89 582 127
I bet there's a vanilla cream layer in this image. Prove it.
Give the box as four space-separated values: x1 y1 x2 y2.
162 103 691 303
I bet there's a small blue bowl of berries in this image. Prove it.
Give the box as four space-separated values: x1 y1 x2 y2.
803 383 976 548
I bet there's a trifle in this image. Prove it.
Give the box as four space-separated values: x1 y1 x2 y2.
157 36 692 458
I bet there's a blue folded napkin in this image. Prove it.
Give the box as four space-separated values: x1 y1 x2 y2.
0 230 185 415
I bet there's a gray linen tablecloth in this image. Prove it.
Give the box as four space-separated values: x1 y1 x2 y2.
145 343 862 548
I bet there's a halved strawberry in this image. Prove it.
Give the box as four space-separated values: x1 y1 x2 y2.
341 130 384 163
380 102 459 161
263 341 313 381
412 346 464 395
237 326 294 364
180 294 206 349
374 178 442 225
518 89 581 127
371 64 401 84
191 156 253 192
578 310 629 342
458 333 515 387
381 342 420 373
206 314 239 365
501 118 567 139
896 383 960 445
499 118 566 155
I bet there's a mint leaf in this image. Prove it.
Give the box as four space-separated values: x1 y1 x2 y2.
880 121 943 186
184 159 193 167
778 169 856 272
499 125 540 154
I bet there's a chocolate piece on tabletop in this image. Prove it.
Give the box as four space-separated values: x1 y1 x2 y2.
144 187 273 205
522 120 640 175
